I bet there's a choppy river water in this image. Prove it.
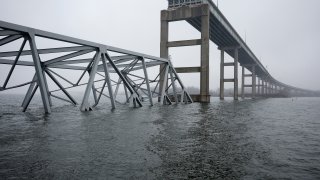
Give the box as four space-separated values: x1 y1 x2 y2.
0 95 320 179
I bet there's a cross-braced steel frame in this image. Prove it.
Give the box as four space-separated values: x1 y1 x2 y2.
0 20 192 113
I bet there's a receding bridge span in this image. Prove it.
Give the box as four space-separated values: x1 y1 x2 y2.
162 0 317 101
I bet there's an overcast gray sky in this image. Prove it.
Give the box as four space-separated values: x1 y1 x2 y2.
1 0 320 91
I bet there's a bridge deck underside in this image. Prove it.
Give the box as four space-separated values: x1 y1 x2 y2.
187 16 264 76
164 1 314 94
177 2 312 93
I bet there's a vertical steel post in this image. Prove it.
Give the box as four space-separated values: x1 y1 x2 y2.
42 70 52 107
167 61 178 103
114 78 122 100
80 51 100 111
160 64 169 104
169 66 178 104
123 84 129 103
101 52 116 109
141 57 153 106
21 74 37 108
28 33 51 113
22 85 39 112
92 84 98 104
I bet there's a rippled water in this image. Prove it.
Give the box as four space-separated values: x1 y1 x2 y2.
0 94 320 179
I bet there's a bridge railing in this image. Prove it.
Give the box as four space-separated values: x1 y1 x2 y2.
168 0 205 9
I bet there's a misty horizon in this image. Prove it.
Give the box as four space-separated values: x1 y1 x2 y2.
1 0 320 93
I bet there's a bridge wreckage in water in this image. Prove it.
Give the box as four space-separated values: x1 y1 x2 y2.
0 20 193 113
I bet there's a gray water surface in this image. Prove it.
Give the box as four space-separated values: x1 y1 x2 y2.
0 95 320 179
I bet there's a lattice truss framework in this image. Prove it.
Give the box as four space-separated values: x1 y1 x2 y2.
0 21 192 113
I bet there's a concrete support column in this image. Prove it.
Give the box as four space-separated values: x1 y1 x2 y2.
268 82 271 95
272 84 274 94
261 80 265 95
266 81 268 95
200 10 210 102
252 65 256 99
257 78 261 96
234 48 239 100
241 66 245 99
220 50 224 100
264 81 267 95
159 11 169 101
220 48 239 100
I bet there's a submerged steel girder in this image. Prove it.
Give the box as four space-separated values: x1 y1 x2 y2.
164 0 316 97
0 20 192 113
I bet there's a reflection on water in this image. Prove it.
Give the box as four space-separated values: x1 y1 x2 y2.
0 95 320 179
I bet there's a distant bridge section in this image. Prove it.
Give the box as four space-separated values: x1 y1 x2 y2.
162 0 316 101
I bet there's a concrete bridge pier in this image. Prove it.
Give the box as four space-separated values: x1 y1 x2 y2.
241 64 256 99
266 82 268 95
160 4 211 102
272 84 275 95
219 47 240 100
241 66 245 99
257 78 261 96
261 79 264 96
252 65 257 99
262 80 265 96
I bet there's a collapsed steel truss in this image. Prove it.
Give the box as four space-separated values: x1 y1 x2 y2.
0 20 193 113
